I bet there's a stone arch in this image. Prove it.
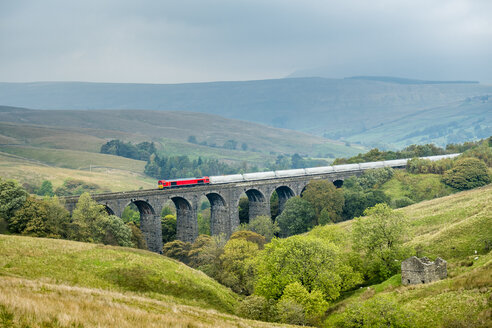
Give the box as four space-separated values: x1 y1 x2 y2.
172 196 197 243
273 186 295 215
244 188 270 222
205 192 229 237
333 179 344 188
102 204 115 216
126 199 161 253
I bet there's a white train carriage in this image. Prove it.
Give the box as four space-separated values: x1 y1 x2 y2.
333 163 360 172
305 166 334 175
242 171 276 181
275 168 307 178
209 174 244 184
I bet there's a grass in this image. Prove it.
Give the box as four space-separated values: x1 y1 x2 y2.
0 235 239 313
0 152 155 192
0 145 147 172
322 184 492 327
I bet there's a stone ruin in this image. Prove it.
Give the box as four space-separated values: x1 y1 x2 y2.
401 256 447 285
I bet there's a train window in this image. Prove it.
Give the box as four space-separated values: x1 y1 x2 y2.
171 182 177 186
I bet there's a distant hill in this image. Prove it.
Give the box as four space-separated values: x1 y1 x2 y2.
1 78 491 148
0 106 360 160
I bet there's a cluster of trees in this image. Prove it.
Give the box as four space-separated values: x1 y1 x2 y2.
0 179 147 249
333 138 489 164
22 179 108 197
144 154 240 179
188 135 250 151
162 201 412 326
268 153 328 170
100 140 157 161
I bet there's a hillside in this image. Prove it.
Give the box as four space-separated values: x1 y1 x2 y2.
0 78 491 147
319 185 492 327
0 235 292 327
0 106 361 159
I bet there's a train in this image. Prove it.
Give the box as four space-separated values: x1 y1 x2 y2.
157 154 460 188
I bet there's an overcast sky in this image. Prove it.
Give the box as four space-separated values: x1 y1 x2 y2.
1 0 491 84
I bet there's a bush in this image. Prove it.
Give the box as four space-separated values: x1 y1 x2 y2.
246 215 279 242
162 240 192 264
442 158 491 190
276 299 306 325
394 196 415 208
127 222 147 249
333 294 417 328
237 295 277 322
276 197 316 237
229 230 266 249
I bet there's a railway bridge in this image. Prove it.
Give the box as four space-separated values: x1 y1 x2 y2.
63 154 459 253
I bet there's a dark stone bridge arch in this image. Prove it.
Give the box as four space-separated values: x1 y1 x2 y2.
273 185 296 214
244 188 270 222
206 192 229 237
172 196 197 243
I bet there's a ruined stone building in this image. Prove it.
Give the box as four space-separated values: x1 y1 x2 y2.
401 256 447 285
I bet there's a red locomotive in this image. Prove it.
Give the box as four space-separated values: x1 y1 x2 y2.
158 177 210 189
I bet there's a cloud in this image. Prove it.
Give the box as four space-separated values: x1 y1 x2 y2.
0 0 491 83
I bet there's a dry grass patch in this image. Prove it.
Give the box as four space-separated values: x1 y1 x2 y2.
0 276 291 328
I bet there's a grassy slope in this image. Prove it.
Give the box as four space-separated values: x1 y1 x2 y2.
0 152 155 192
0 107 362 158
321 185 492 327
0 236 293 327
346 97 492 148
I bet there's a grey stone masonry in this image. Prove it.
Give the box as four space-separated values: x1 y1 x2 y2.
401 256 447 285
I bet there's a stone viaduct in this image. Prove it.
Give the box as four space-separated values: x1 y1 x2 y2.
62 154 459 253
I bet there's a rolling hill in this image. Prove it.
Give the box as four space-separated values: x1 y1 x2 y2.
1 77 491 147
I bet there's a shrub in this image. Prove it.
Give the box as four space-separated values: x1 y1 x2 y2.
229 230 266 249
246 215 279 242
237 295 277 322
162 240 192 264
394 196 415 208
442 158 491 190
276 197 316 237
276 299 306 325
333 294 417 328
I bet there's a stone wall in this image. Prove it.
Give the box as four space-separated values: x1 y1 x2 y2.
401 256 447 285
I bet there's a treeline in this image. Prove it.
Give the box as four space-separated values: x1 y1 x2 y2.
100 140 156 161
22 179 110 197
0 179 147 250
333 138 490 164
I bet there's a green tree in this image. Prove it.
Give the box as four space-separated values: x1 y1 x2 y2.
9 197 49 235
442 157 491 190
237 295 277 322
197 209 211 235
247 215 279 242
279 281 329 326
188 234 227 279
70 192 108 243
0 178 28 229
36 180 54 196
352 203 411 281
255 235 358 301
276 197 316 237
121 204 140 225
102 215 133 247
161 214 176 243
219 238 260 295
302 180 344 223
162 240 192 264
238 197 249 224
127 222 147 249
229 230 266 249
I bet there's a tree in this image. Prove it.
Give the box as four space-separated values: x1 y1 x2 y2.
121 204 140 225
278 281 329 326
188 234 226 279
36 180 54 196
352 204 411 281
219 238 260 294
302 180 344 223
102 215 133 247
9 197 49 235
237 295 277 322
127 222 147 249
442 157 490 190
247 215 279 242
161 214 176 243
187 135 198 144
197 209 211 235
229 230 266 249
238 197 249 224
162 240 192 264
255 235 359 301
0 178 28 228
70 192 108 243
276 197 316 237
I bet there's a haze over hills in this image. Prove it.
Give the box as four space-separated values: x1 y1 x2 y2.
1 77 490 148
